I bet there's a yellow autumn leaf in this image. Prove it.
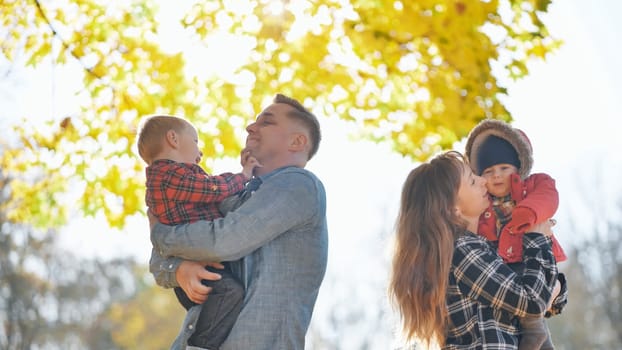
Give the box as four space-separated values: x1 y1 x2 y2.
1 0 559 229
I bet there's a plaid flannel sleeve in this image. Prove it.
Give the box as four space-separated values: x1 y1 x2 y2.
545 273 568 317
453 233 558 318
166 166 247 205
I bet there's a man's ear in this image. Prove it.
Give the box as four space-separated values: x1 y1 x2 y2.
165 129 179 148
289 132 308 153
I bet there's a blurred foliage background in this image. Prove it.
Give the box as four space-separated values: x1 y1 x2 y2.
0 0 559 228
1 0 620 348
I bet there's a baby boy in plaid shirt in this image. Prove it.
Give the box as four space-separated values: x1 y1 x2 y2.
137 115 260 349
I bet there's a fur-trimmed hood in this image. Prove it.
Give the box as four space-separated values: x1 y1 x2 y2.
465 119 533 179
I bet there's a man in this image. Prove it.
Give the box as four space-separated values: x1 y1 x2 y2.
149 94 328 350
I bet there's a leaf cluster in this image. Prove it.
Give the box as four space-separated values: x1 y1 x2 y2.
0 0 560 228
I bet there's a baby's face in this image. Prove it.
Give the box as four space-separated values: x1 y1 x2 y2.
480 163 518 197
178 125 202 164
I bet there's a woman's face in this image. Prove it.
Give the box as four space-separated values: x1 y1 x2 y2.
455 164 489 220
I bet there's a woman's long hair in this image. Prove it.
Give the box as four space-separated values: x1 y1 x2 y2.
389 151 467 346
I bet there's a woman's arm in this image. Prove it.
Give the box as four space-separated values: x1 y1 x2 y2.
452 232 558 317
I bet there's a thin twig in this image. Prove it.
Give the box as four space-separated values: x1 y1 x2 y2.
33 0 103 80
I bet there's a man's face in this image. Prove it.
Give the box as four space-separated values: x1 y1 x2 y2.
480 163 518 197
178 125 202 164
245 103 301 161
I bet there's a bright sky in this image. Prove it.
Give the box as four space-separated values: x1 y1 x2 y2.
23 0 613 259
501 0 622 242
2 0 621 347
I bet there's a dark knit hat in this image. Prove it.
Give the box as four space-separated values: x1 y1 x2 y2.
476 135 521 174
465 119 533 179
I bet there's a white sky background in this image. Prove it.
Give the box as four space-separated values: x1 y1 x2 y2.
503 0 622 242
1 0 622 347
46 0 622 263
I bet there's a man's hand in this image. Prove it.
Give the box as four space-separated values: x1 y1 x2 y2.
176 260 224 304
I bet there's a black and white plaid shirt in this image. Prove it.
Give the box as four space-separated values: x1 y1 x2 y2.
445 231 558 349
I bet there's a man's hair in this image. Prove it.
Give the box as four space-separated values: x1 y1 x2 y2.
137 115 190 165
273 93 321 160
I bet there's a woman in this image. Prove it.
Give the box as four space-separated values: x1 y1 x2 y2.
389 151 559 349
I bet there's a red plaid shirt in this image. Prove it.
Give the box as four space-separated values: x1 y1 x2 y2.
145 159 247 225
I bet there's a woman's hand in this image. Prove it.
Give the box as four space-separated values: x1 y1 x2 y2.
526 218 555 237
547 278 562 310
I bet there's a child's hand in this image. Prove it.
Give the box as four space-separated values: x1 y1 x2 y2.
505 207 537 234
240 149 262 179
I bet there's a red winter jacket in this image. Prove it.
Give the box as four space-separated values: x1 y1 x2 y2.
477 172 567 263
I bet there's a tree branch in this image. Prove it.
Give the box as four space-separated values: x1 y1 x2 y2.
33 0 103 80
32 0 129 117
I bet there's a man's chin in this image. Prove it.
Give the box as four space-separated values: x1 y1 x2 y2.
244 143 258 152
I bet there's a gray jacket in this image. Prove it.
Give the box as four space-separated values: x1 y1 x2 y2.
150 166 328 350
